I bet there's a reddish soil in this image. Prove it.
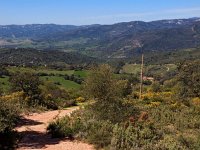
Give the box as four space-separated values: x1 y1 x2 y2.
16 107 94 150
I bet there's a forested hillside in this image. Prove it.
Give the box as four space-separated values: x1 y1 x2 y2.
0 48 96 66
1 18 200 58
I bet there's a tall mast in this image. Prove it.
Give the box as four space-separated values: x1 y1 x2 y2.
139 53 144 99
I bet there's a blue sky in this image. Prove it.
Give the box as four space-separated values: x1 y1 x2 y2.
1 0 200 25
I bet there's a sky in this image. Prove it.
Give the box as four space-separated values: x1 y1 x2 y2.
1 0 200 25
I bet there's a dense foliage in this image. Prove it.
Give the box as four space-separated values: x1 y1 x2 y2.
83 64 137 123
47 61 200 149
0 93 21 149
0 48 96 66
176 60 200 99
9 72 42 105
0 53 200 149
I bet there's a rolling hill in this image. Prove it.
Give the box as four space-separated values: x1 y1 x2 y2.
1 18 200 59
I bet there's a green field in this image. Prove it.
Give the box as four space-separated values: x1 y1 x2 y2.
41 76 81 89
37 69 74 75
0 76 10 92
74 70 89 78
122 63 177 75
8 67 89 77
5 67 89 91
122 64 141 74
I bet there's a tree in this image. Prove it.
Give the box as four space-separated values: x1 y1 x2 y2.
0 67 9 77
9 72 42 105
84 64 137 123
114 61 125 74
176 60 200 98
84 64 116 100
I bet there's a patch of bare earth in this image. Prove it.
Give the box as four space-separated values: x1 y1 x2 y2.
16 107 94 150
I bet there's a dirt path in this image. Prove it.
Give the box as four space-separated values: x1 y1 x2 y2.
16 107 94 150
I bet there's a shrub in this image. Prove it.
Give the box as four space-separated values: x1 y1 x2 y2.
9 72 42 106
47 116 74 139
111 122 162 150
76 97 86 103
192 97 200 106
84 64 138 123
1 91 25 107
148 105 200 131
0 98 20 149
0 99 20 132
156 135 187 150
47 108 114 148
41 82 77 109
176 60 200 99
83 120 113 148
150 81 161 92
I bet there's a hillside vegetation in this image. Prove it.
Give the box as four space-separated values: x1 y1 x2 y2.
1 18 200 58
0 17 200 150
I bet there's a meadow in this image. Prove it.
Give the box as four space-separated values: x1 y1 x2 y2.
1 67 90 92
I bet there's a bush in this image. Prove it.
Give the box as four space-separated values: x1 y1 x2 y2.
83 120 113 148
156 135 187 150
41 82 77 109
192 97 200 106
47 108 114 148
76 97 86 103
64 99 77 108
148 105 200 131
84 64 138 123
111 122 162 150
47 116 74 139
0 98 20 149
9 72 42 106
0 99 20 132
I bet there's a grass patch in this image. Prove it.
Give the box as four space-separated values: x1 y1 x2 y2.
74 70 89 78
37 69 74 75
41 76 81 90
122 64 141 74
0 76 10 92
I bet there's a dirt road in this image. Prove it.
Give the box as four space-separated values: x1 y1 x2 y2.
16 107 94 150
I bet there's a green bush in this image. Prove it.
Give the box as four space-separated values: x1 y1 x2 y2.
47 116 74 138
0 99 20 132
47 108 114 148
156 135 187 150
83 120 113 148
0 98 20 149
148 105 200 131
111 122 162 150
146 104 200 149
41 82 77 110
9 72 42 106
84 64 138 123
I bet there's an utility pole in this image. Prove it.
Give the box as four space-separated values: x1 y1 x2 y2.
139 53 144 99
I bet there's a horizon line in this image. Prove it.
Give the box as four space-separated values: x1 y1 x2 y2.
0 16 199 26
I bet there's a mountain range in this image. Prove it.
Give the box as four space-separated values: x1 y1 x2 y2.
0 17 200 59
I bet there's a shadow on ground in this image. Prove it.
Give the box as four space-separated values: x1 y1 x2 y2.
16 117 43 128
18 130 68 149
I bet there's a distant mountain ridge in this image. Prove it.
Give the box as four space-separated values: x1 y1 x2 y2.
1 17 200 58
